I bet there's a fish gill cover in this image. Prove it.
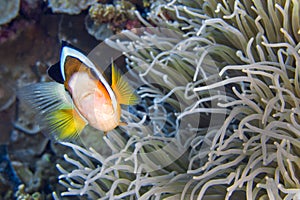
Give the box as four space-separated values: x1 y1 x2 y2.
51 0 300 199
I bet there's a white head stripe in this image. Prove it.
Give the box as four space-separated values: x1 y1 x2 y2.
60 46 117 111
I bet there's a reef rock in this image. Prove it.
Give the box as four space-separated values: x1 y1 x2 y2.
0 0 20 25
48 0 97 14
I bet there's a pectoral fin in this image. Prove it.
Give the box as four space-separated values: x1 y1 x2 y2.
46 107 87 140
17 82 87 141
111 62 139 105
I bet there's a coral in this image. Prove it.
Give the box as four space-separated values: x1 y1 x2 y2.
0 0 42 44
12 154 53 194
15 184 41 200
89 1 136 25
57 0 300 199
85 17 114 41
0 0 20 25
85 1 145 40
48 0 97 15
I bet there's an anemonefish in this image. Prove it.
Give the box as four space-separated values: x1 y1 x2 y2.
18 41 138 140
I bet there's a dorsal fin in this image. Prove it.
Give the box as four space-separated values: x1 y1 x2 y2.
111 62 139 105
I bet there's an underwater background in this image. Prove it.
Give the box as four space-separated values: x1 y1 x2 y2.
0 0 299 199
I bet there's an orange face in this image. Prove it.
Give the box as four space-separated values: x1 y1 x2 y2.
68 71 121 132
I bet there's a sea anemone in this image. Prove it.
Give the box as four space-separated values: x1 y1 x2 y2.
56 0 300 199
